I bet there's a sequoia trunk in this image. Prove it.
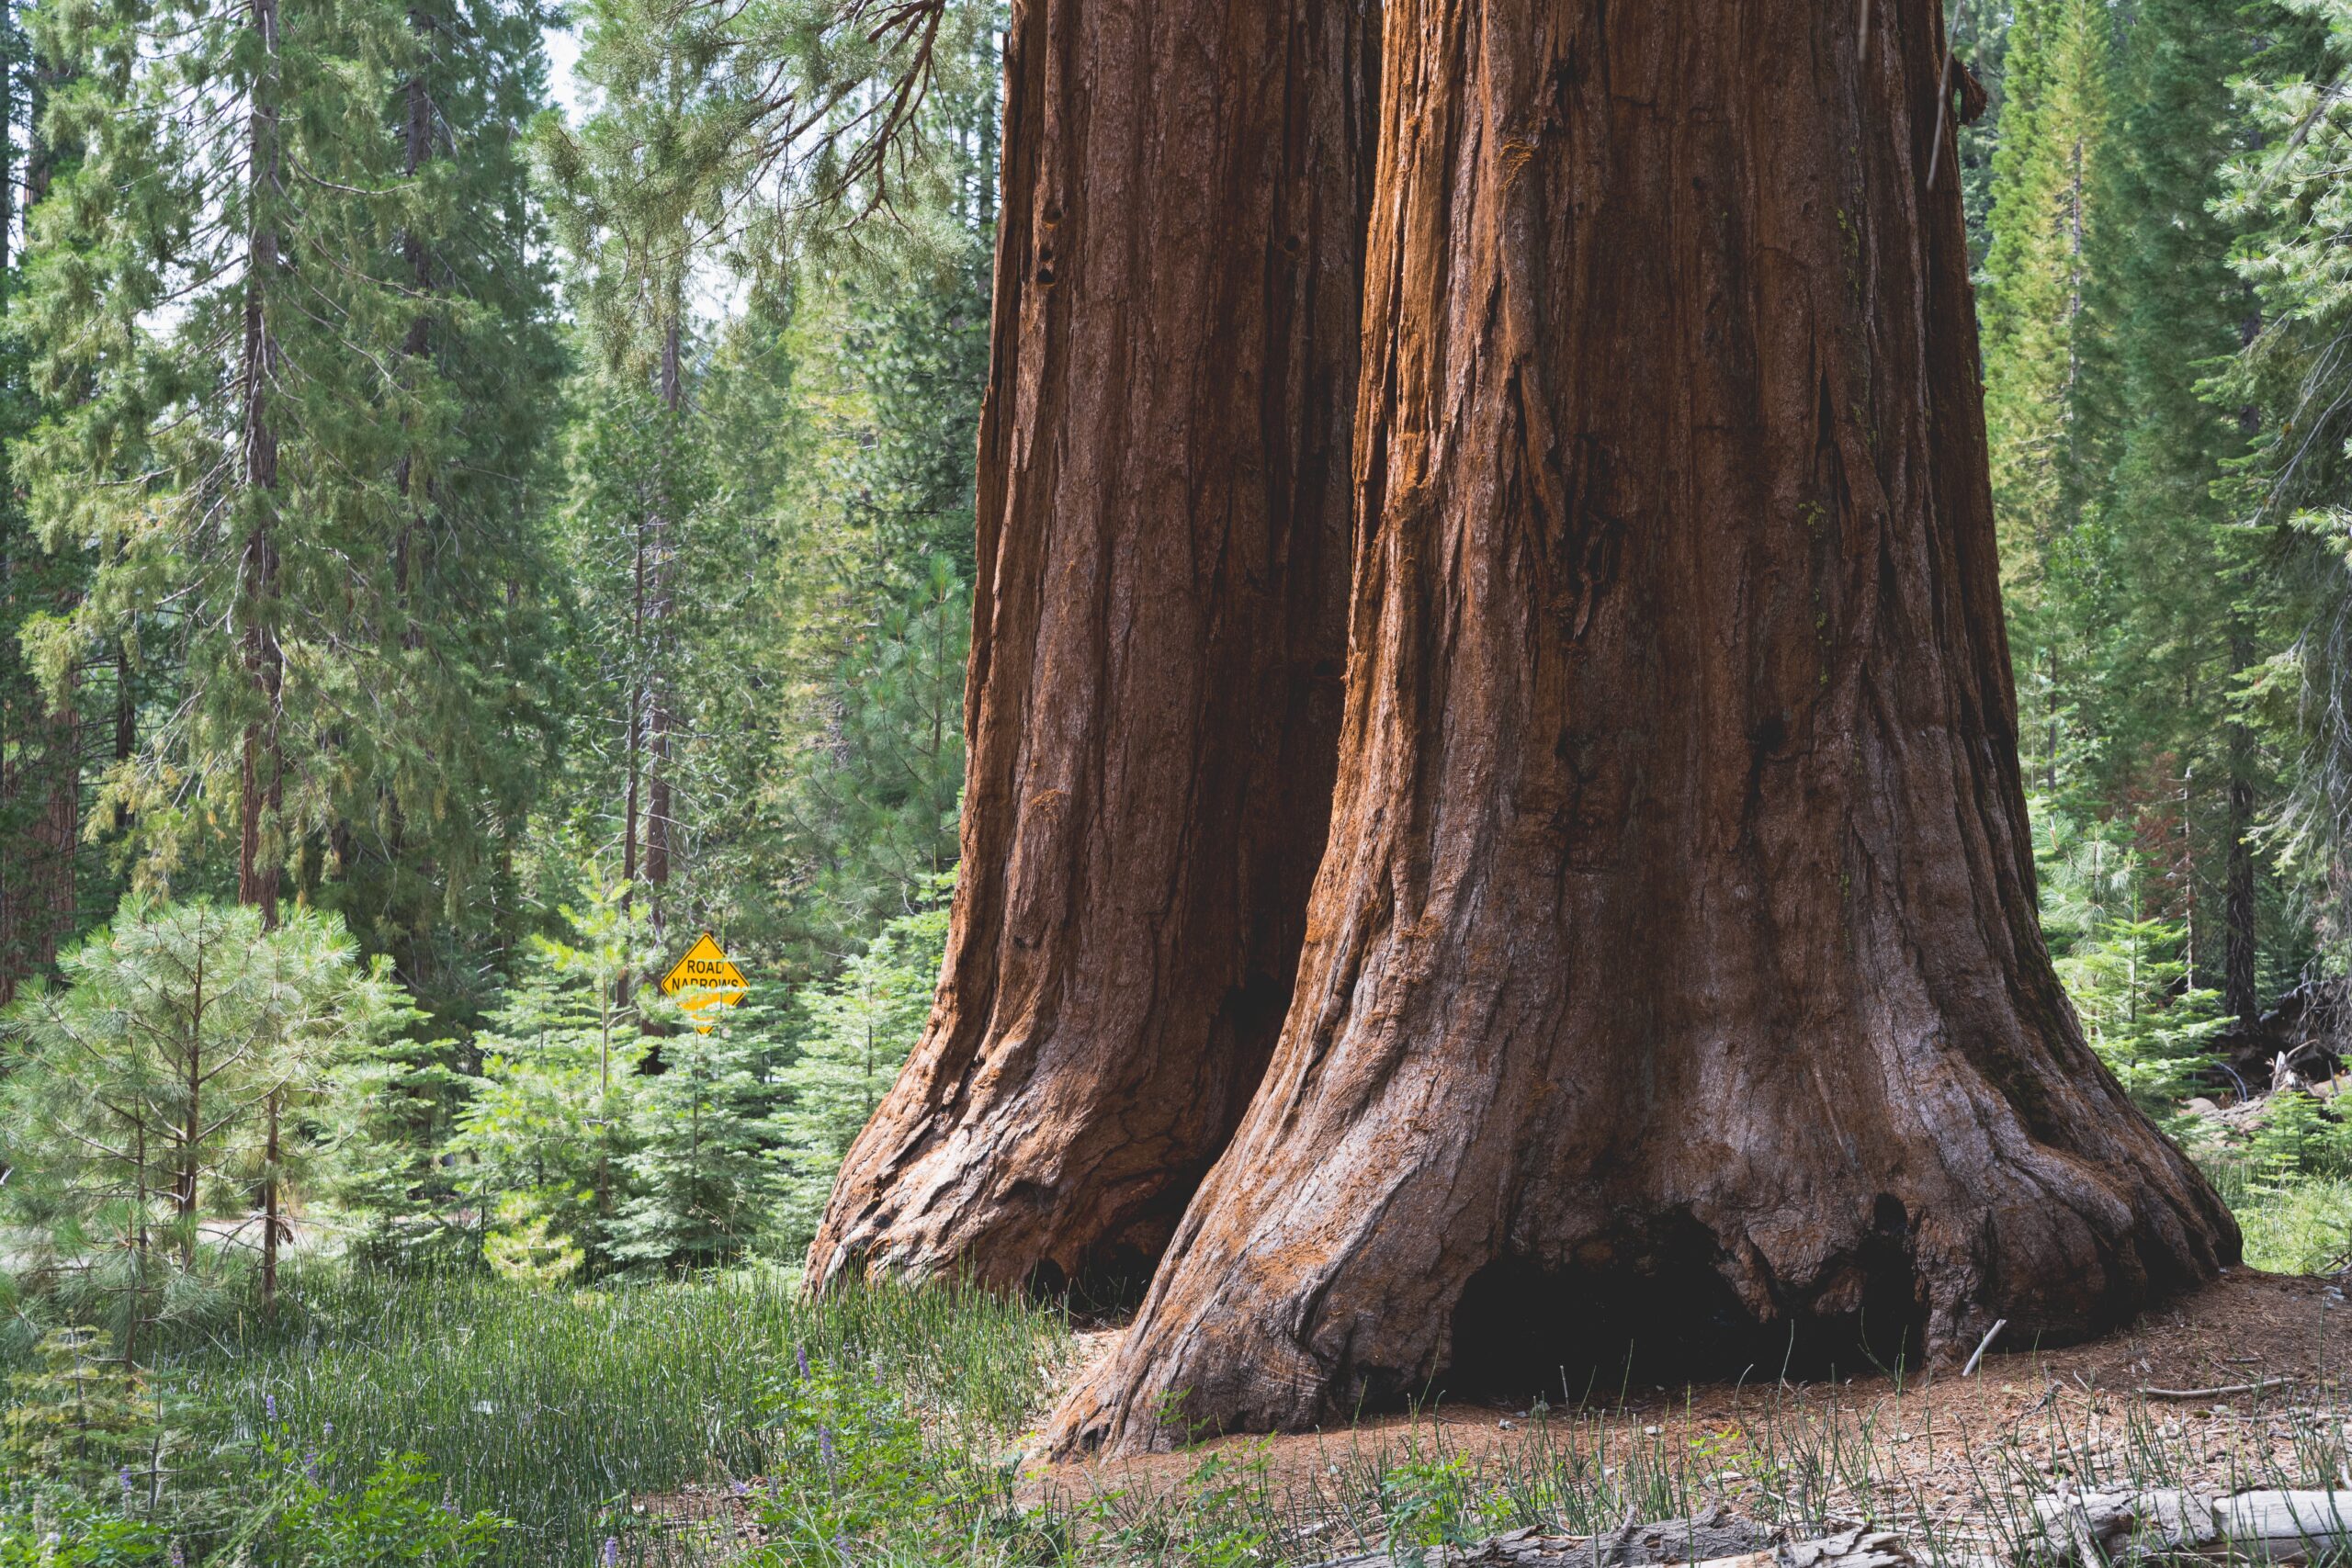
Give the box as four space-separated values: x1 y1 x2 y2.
1051 0 2236 1451
804 0 1374 1298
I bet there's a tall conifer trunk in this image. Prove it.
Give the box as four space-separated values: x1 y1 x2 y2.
237 0 283 925
260 1090 282 1306
805 0 1374 1299
1052 0 2235 1452
2225 623 2257 1021
645 315 680 936
395 10 434 649
0 17 80 1004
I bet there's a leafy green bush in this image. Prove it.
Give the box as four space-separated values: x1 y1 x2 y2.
0 1495 168 1566
1379 1457 1480 1567
1091 1447 1277 1568
0 1439 500 1568
755 1356 944 1558
254 1446 508 1566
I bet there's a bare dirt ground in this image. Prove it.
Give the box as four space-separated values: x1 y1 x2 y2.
1023 1269 2352 1524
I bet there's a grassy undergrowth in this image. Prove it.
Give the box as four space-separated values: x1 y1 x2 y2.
5 1268 1073 1567
8 1168 2351 1566
2203 1157 2352 1276
9 1265 2352 1567
1066 1369 2352 1567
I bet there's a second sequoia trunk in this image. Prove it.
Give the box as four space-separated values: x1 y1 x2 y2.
1051 0 2236 1450
804 0 1373 1297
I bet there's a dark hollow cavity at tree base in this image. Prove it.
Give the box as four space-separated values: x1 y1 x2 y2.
1439 1223 1937 1405
1023 1227 1191 1325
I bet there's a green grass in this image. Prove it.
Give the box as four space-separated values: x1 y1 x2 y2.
12 1159 2352 1566
2200 1157 2352 1276
142 1268 1070 1567
1067 1374 2352 1567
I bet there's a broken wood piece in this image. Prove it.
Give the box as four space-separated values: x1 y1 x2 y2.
1298 1490 2352 1568
1963 1318 2008 1378
2030 1487 2352 1563
1298 1517 1939 1568
2138 1382 2271 1400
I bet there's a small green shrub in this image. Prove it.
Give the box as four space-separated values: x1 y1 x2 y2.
2 1330 156 1495
256 1446 508 1566
1379 1457 1479 1567
749 1348 1057 1567
754 1355 939 1555
0 1495 169 1566
1091 1446 1276 1568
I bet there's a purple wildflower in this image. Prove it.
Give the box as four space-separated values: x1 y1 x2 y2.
602 1535 620 1568
304 1448 320 1483
322 1420 334 1441
119 1467 135 1498
265 1393 278 1422
795 1344 809 1379
818 1425 835 1467
170 1542 186 1568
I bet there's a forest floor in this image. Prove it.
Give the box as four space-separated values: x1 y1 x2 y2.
1022 1269 2352 1559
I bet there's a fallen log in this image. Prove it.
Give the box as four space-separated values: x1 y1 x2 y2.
1297 1490 2352 1568
1300 1517 1926 1568
2032 1487 2352 1564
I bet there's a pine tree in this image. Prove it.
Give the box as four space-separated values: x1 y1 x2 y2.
324 1027 476 1269
2074 0 2272 1015
555 343 712 954
0 0 87 1004
2222 0 2352 962
307 0 567 999
0 899 407 1351
775 558 968 961
1979 0 2111 775
1981 0 2109 525
1954 1 2014 276
543 14 996 978
773 893 948 1247
446 885 656 1275
612 995 788 1267
15 0 562 947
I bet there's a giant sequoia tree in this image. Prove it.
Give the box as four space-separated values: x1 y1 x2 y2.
1042 0 2237 1451
802 0 1374 1297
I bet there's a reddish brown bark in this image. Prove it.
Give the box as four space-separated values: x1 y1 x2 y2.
0 684 79 1006
0 40 84 1004
1049 0 2236 1452
804 0 1374 1299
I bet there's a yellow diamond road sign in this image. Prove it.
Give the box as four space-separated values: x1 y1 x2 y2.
660 932 748 1032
